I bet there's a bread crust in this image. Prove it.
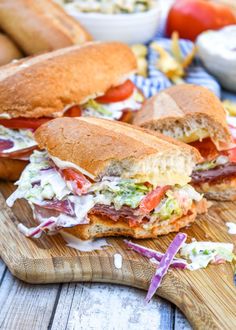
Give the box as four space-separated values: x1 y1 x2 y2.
193 176 236 201
0 158 27 181
133 84 231 149
0 33 23 66
0 42 136 118
35 117 202 180
0 0 92 55
62 201 207 240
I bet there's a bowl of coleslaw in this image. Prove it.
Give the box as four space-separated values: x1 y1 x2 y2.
56 0 162 44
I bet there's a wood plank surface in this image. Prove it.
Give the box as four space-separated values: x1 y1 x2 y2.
0 261 191 330
0 270 60 330
0 182 235 329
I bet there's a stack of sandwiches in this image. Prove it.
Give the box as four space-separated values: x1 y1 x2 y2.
2 43 232 241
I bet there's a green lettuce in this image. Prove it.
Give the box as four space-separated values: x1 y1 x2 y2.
85 100 113 116
153 196 182 220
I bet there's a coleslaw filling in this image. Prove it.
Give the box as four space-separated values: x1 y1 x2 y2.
7 150 202 237
0 125 37 154
82 89 143 120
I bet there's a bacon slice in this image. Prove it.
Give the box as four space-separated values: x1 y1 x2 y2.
191 163 236 183
33 199 75 216
89 204 145 226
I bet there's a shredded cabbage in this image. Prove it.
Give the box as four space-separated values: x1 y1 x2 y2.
91 178 151 210
180 241 235 270
152 185 202 222
82 89 143 120
194 155 229 172
0 125 36 153
7 151 203 237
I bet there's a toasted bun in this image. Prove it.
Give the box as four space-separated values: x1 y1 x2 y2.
0 33 23 66
0 42 136 118
133 84 231 150
0 158 27 181
193 177 236 201
0 0 91 55
35 117 201 187
62 200 207 239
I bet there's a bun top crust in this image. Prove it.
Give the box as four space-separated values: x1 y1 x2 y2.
133 84 231 149
35 117 201 186
134 84 226 125
0 42 136 118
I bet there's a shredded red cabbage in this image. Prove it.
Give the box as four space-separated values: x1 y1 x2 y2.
0 138 14 152
18 219 56 238
145 233 187 303
124 240 187 269
33 199 75 216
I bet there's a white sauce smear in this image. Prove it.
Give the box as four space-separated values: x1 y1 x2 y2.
114 253 123 269
61 231 110 252
226 222 236 235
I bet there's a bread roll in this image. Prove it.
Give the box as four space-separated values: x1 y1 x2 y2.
0 0 92 55
0 33 22 66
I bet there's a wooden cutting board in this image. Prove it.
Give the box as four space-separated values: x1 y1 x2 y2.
0 182 235 330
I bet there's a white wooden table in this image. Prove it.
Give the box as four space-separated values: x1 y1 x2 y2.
0 258 191 330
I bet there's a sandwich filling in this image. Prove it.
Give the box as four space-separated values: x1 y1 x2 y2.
7 150 205 238
190 138 236 185
0 80 143 161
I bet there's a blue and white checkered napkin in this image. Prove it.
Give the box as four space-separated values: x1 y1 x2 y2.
132 37 221 99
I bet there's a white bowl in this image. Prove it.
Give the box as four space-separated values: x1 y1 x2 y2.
66 6 162 44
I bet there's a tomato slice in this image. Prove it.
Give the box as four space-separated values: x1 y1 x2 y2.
96 80 135 103
190 138 220 161
119 109 134 123
61 168 91 195
64 105 82 117
139 186 171 214
227 147 236 163
0 117 51 130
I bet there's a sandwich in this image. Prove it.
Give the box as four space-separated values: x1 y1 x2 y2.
133 84 236 201
7 117 207 240
0 33 23 66
0 41 142 180
0 0 91 55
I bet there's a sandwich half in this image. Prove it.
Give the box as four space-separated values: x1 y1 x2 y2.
0 41 142 180
7 117 207 240
133 84 236 201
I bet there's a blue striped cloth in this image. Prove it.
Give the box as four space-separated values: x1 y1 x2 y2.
132 37 221 99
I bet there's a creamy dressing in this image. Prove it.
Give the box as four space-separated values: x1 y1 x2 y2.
60 231 110 251
180 241 234 271
226 222 236 235
0 113 11 119
113 253 123 269
197 26 236 92
50 155 95 180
